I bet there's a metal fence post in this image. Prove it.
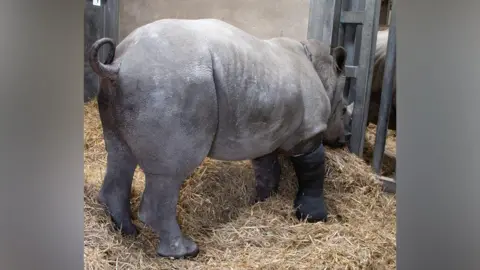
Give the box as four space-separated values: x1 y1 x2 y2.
84 0 119 102
307 0 337 46
346 0 381 157
372 0 396 175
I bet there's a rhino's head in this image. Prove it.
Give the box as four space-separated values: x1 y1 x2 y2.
323 75 354 148
323 91 354 149
301 40 351 148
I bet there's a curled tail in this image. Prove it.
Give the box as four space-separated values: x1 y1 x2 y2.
89 37 119 80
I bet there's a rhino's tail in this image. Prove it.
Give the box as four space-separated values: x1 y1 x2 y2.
89 37 119 80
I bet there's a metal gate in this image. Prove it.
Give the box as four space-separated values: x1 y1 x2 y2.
308 0 397 193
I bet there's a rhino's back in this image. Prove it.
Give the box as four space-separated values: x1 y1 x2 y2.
189 20 318 159
149 19 326 160
113 19 326 160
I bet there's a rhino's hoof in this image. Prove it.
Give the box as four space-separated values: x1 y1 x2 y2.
253 192 269 204
97 195 138 236
294 194 328 223
157 236 200 259
254 185 279 204
112 218 139 236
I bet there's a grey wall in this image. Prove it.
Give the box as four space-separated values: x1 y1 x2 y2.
119 0 310 41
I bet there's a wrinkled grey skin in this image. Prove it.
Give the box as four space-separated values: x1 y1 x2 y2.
345 29 396 133
88 18 348 259
252 73 352 202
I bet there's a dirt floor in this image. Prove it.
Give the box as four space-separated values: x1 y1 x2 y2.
84 101 396 270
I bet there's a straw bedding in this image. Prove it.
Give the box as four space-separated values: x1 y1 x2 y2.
84 101 396 269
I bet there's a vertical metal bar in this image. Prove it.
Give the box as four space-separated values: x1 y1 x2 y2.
350 0 366 104
100 1 107 62
342 0 359 102
307 0 336 46
307 0 322 40
348 0 381 157
387 0 392 24
352 0 367 65
362 0 382 129
372 0 396 174
330 0 344 48
379 0 390 26
105 0 119 44
83 0 119 102
98 0 119 62
84 0 105 102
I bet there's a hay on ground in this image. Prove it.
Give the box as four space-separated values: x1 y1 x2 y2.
363 124 397 177
84 101 396 270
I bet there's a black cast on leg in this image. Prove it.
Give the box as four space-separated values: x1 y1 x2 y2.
289 143 328 222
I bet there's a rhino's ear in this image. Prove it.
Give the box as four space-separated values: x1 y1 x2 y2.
331 46 346 75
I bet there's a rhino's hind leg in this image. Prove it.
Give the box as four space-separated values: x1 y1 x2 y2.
138 172 200 259
135 145 210 258
97 130 138 236
115 71 217 258
289 144 328 222
251 152 282 203
125 112 216 258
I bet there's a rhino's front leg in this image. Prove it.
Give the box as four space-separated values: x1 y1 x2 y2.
138 173 199 259
251 152 282 203
289 144 328 222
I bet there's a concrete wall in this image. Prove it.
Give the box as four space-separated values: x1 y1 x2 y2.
118 0 310 41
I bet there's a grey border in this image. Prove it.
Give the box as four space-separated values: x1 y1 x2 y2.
0 1 84 269
397 0 480 269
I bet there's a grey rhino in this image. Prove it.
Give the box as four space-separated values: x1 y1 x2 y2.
88 18 348 259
